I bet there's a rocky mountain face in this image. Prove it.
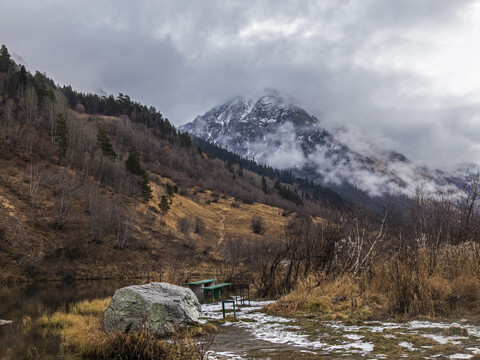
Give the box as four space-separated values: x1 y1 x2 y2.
182 89 476 197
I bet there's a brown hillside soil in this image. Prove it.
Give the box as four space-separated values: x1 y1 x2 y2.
0 140 290 283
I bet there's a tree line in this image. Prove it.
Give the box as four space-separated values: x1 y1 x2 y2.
192 135 345 208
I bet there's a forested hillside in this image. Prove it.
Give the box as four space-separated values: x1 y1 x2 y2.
0 44 344 283
4 44 480 321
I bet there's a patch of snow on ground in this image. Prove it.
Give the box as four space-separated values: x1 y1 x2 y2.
325 341 375 354
201 301 375 355
422 333 462 345
203 301 480 358
450 354 474 359
207 351 245 360
399 341 415 351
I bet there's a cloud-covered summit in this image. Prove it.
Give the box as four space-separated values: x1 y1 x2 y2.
183 88 472 197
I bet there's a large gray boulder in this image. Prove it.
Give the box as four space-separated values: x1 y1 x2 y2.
103 282 201 335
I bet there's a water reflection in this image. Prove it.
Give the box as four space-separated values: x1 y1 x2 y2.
0 279 149 360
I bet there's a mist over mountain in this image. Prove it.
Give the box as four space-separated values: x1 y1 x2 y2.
182 89 477 197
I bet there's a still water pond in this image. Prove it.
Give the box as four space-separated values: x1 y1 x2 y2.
0 279 144 359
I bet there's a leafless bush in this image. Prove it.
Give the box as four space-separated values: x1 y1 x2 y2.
222 215 345 297
75 103 85 113
88 199 112 243
222 236 284 296
87 187 129 246
29 162 43 196
53 179 78 229
251 215 265 234
5 218 28 246
2 98 14 135
190 331 217 360
114 219 132 249
21 85 38 125
177 216 192 235
210 192 219 203
16 255 42 276
193 216 205 234
182 235 197 251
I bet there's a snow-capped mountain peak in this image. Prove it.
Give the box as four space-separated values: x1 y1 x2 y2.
182 89 467 198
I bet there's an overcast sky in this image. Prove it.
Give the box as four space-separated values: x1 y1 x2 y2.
1 0 480 168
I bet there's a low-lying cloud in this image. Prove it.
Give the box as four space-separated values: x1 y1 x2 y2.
248 122 307 170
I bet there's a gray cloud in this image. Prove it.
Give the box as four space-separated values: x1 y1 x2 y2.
0 0 479 168
248 122 307 170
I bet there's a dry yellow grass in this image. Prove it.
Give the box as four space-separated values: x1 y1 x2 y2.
265 275 374 320
69 298 111 316
147 177 290 252
266 242 480 319
35 297 216 360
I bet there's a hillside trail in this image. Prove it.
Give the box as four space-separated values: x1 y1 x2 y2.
217 209 226 246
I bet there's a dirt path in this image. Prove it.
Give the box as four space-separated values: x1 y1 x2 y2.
217 209 226 246
202 301 480 359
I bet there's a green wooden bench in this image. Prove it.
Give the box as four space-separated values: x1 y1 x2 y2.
203 283 231 301
183 279 216 303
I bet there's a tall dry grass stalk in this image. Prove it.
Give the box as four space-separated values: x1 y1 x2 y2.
266 242 480 319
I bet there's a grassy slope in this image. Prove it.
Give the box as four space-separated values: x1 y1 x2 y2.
0 121 291 283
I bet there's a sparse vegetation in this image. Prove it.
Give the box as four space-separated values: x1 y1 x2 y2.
34 298 216 360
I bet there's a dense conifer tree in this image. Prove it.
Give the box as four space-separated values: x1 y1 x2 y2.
125 148 143 176
164 183 178 204
0 45 12 73
96 126 116 159
54 114 68 164
18 65 27 92
141 173 153 202
125 148 152 202
158 195 170 216
262 176 268 194
238 162 244 177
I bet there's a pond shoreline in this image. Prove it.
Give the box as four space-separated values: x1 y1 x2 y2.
3 280 480 359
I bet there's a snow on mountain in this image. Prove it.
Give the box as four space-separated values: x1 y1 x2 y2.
181 89 470 197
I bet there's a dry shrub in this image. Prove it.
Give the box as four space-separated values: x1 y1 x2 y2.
363 243 480 317
451 277 480 310
382 250 433 316
101 331 194 360
35 298 214 360
251 215 265 234
267 242 480 319
424 276 451 314
75 103 85 113
193 216 205 234
265 275 369 318
176 216 192 235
